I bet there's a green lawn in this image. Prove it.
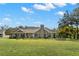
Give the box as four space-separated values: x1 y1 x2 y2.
0 38 79 56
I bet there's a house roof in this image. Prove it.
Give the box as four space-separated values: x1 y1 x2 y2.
12 26 57 34
21 27 40 33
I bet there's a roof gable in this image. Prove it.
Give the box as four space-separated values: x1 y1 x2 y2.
14 28 24 33
17 29 23 32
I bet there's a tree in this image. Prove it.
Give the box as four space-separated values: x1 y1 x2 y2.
72 7 79 39
18 25 24 29
58 6 79 40
58 11 71 39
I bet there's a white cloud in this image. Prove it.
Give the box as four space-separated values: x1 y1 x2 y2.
70 3 77 5
54 3 67 7
45 3 56 10
34 4 47 10
0 23 2 25
57 11 65 16
0 17 12 26
3 17 11 21
33 3 55 11
21 6 34 13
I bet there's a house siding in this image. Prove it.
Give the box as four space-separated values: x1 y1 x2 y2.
35 29 50 38
9 25 57 39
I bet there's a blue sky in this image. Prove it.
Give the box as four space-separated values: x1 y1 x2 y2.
0 3 77 29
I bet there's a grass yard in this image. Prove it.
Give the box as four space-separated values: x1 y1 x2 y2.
0 38 79 56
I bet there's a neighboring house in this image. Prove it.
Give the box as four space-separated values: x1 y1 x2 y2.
0 29 6 37
10 25 57 38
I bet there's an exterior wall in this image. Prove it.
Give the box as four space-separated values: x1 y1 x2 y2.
10 29 51 38
51 33 56 38
10 33 25 38
9 26 57 39
10 31 57 39
10 33 35 38
10 32 57 39
35 29 50 38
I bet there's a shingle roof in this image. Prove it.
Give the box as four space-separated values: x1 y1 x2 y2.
22 28 40 33
13 26 56 34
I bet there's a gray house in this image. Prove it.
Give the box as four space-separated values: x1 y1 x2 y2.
10 25 57 38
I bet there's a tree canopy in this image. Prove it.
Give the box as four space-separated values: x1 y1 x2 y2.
58 6 79 39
